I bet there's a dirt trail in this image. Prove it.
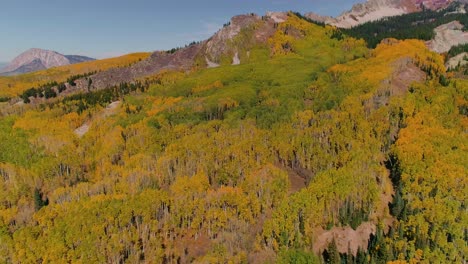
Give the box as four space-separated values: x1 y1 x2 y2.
74 101 120 137
275 163 307 193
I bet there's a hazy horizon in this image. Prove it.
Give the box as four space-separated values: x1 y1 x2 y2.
0 0 361 62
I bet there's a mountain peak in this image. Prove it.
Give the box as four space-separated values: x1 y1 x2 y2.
0 48 94 76
27 47 58 53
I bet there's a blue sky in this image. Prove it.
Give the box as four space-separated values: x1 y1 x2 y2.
0 0 360 62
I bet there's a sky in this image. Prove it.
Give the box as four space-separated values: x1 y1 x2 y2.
0 0 361 62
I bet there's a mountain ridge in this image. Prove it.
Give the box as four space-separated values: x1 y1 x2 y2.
7 5 467 103
306 0 458 28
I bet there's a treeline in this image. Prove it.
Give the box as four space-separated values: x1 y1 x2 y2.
447 43 468 59
20 81 59 103
20 71 98 103
62 80 150 113
166 41 202 54
291 11 326 27
67 71 97 86
343 3 468 48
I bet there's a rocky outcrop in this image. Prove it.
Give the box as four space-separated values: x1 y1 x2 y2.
0 48 94 75
205 14 261 62
84 43 204 90
265 12 288 23
304 13 333 24
426 21 468 53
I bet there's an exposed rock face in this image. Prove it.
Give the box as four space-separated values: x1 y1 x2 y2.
84 43 205 90
426 21 468 53
232 52 240 65
0 48 94 75
415 0 456 9
304 13 333 23
306 0 454 28
205 14 261 62
205 57 220 68
313 223 377 256
333 0 411 28
265 12 288 23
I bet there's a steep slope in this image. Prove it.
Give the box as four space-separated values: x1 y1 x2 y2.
82 43 205 91
0 48 95 76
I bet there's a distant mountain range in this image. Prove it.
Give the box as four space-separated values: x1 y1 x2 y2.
0 48 95 76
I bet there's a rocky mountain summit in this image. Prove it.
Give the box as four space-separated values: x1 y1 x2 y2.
306 0 456 28
0 48 94 76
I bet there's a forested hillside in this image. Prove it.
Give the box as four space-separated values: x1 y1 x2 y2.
0 13 466 263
